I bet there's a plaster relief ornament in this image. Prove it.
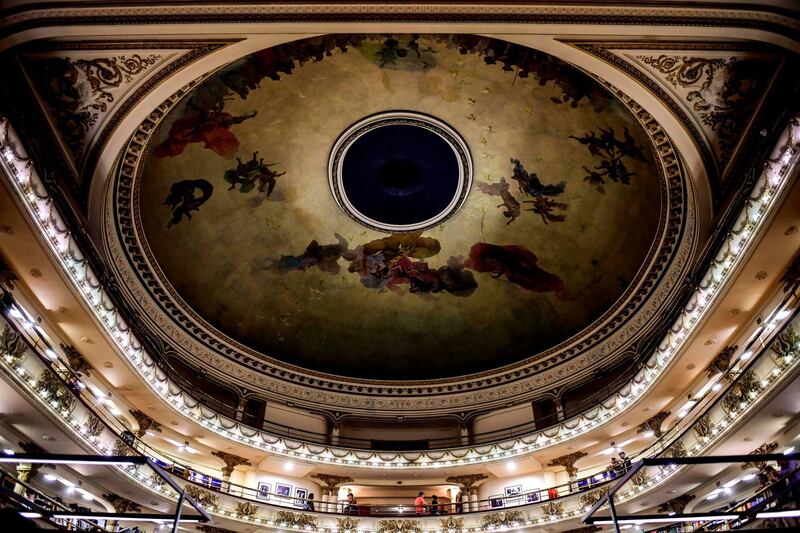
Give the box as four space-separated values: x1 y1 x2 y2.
108 32 692 417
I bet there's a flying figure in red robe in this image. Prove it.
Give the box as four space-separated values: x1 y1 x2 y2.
154 100 257 159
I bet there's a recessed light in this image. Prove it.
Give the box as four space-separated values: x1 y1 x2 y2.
43 474 57 481
505 462 517 472
2 449 14 455
712 383 722 391
284 462 294 472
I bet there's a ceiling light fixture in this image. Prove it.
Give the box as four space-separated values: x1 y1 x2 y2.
43 474 56 482
712 383 722 392
284 462 294 472
19 512 42 519
506 462 517 472
740 351 753 361
2 449 14 455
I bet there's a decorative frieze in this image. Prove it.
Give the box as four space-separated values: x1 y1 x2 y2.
377 519 422 533
579 487 609 510
439 516 464 531
336 517 360 532
275 511 318 529
482 511 526 528
35 370 76 414
540 502 564 518
771 328 799 369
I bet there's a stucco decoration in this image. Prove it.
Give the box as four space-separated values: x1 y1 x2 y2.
105 34 694 414
577 43 780 181
19 41 228 198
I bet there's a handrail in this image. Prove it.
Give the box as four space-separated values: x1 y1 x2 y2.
2 292 795 518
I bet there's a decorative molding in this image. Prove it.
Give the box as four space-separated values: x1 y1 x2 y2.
445 474 488 491
657 494 695 514
377 520 422 533
742 442 779 471
234 501 258 518
275 511 318 529
60 343 92 377
22 51 161 173
771 328 799 370
211 451 251 478
664 439 687 459
579 487 609 510
0 325 26 365
184 484 219 509
102 493 141 513
547 451 588 478
637 410 671 437
35 370 76 414
706 345 738 379
128 409 162 437
311 473 354 492
693 413 714 440
540 502 564 518
482 511 526 528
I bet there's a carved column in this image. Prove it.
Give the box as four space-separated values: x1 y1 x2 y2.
547 451 588 492
311 473 353 512
15 441 47 495
128 409 163 438
445 474 488 513
211 451 251 493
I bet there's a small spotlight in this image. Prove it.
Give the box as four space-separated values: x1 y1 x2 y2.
784 447 795 455
2 449 14 455
712 383 722 392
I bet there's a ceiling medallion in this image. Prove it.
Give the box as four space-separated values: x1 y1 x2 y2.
328 111 473 233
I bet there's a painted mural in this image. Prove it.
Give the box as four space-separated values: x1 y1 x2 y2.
137 34 663 380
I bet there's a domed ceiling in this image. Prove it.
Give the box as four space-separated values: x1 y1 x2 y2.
111 34 690 388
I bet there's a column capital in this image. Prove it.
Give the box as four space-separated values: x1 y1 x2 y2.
547 451 588 478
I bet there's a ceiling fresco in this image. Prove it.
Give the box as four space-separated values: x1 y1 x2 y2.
134 34 664 380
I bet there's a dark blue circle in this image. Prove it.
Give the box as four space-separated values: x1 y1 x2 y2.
341 124 460 226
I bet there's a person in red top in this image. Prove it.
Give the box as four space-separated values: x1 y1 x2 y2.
414 492 426 515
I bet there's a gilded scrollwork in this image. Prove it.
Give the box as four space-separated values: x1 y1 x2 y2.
35 370 76 414
235 501 259 518
128 409 162 437
336 516 360 532
579 487 609 509
377 519 422 533
0 325 26 365
275 511 318 529
637 54 774 162
742 442 779 471
26 53 160 167
482 511 526 528
439 516 464 531
540 502 564 518
706 345 737 379
637 410 670 437
60 343 93 377
184 484 219 509
771 328 799 369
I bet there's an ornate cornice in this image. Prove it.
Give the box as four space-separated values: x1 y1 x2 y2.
2 3 799 42
445 473 488 490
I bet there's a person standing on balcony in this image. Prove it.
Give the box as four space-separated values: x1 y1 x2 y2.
415 492 427 515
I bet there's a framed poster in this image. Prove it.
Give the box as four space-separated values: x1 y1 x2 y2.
294 488 308 508
525 491 540 504
489 495 505 509
504 485 523 505
257 482 272 501
276 483 293 500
